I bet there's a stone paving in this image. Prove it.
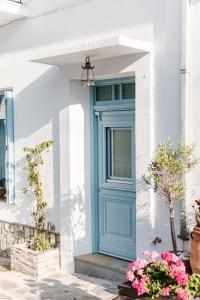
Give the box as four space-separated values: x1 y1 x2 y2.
0 269 118 300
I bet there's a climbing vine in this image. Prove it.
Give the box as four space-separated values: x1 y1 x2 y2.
23 140 53 231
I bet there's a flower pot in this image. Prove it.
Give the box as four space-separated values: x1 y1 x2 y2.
11 244 60 277
190 226 200 274
114 282 180 300
0 189 6 200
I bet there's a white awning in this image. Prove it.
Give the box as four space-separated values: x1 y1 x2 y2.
31 35 153 66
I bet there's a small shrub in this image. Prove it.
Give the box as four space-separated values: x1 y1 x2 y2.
144 138 197 254
32 235 51 252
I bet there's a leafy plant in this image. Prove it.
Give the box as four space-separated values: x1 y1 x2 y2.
23 140 53 230
144 138 197 254
23 140 53 251
188 273 200 298
127 250 200 300
32 235 51 252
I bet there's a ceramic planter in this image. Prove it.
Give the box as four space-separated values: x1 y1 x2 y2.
190 226 200 274
11 244 60 277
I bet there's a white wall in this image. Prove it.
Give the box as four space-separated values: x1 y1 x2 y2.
0 0 183 271
184 0 200 231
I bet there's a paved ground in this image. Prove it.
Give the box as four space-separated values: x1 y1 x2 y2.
0 268 118 300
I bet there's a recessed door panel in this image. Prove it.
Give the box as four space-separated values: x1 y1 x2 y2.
98 110 136 260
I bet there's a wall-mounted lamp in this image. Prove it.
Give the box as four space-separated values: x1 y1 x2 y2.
81 57 95 86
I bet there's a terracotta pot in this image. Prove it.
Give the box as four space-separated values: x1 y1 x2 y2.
190 226 200 274
0 189 6 200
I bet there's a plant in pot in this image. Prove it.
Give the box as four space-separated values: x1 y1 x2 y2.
22 140 54 251
0 177 6 200
11 140 60 277
143 139 197 255
190 200 200 274
119 250 200 300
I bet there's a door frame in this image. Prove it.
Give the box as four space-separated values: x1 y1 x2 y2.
0 88 15 204
90 77 135 254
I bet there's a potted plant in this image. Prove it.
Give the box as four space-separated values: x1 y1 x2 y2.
11 140 60 277
190 200 200 274
115 251 200 300
0 178 6 200
143 139 197 255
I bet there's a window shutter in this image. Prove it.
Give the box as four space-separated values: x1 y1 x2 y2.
5 91 15 204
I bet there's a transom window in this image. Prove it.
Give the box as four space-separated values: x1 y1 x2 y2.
95 78 135 103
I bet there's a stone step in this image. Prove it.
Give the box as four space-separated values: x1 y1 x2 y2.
74 253 130 282
0 257 11 272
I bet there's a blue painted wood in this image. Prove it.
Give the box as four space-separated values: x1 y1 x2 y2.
94 77 135 107
98 110 136 260
90 86 99 253
5 91 15 204
91 77 136 260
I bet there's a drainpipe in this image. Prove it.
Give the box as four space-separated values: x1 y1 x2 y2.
179 0 190 248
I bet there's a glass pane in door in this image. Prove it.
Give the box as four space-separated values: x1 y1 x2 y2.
109 128 132 178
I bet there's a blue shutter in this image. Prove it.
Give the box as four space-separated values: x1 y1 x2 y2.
5 91 15 204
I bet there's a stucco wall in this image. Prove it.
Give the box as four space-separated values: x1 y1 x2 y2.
0 0 183 271
184 0 200 230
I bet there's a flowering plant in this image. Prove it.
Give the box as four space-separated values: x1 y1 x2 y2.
127 251 200 299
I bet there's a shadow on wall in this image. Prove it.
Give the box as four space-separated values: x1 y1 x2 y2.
3 66 92 258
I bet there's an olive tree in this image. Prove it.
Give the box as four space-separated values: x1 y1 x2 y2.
144 139 197 254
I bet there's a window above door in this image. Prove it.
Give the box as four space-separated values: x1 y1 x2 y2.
94 77 135 106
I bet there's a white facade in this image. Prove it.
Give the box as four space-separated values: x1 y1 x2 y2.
0 0 198 272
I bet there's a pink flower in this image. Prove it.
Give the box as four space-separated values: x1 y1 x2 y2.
132 279 148 296
126 271 135 282
140 275 149 283
161 251 179 263
142 250 159 261
175 273 188 286
128 259 148 271
149 251 159 260
142 250 150 257
137 269 144 276
175 260 185 268
162 287 171 296
176 289 188 300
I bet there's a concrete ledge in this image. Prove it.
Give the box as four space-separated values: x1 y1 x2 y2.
74 253 129 282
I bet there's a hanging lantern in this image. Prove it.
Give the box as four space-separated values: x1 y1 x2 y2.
81 57 95 86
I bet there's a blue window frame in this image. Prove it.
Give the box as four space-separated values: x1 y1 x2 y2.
0 90 15 204
94 77 135 106
91 76 136 255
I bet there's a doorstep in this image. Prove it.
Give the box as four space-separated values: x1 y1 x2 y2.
0 257 10 272
74 253 130 282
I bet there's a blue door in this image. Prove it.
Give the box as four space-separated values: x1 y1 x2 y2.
93 78 136 261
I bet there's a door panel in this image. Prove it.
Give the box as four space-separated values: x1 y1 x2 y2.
98 110 136 260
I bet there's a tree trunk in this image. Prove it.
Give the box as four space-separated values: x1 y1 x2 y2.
169 204 178 255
